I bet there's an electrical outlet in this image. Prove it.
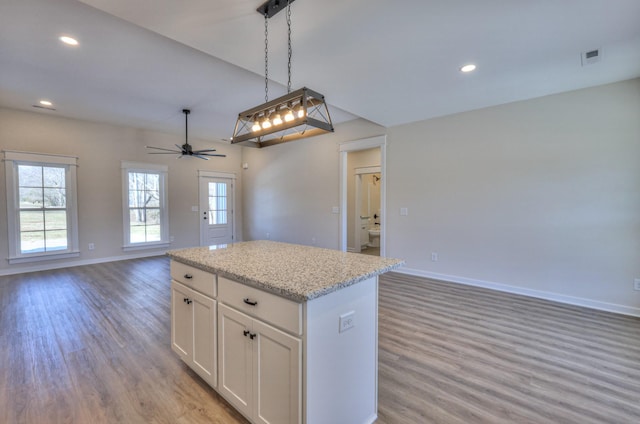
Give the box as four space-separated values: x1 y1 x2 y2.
88 243 95 251
431 252 438 262
266 232 270 240
311 237 317 245
332 206 340 214
339 311 355 333
400 207 409 216
170 236 175 242
634 279 640 291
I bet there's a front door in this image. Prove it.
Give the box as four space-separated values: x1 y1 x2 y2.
199 176 234 246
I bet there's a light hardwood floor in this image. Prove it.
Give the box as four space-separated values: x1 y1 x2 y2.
1 256 639 423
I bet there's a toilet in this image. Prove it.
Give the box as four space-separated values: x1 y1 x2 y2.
368 227 380 247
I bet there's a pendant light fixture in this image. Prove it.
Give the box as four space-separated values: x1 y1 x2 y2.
146 109 226 160
231 0 334 148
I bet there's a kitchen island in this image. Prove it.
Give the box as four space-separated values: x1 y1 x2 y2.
167 240 404 424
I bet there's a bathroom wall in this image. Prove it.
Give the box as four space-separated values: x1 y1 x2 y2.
347 148 381 251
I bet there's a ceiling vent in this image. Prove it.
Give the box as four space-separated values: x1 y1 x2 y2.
581 48 602 66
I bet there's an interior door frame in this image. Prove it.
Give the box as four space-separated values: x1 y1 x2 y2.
198 170 236 246
339 135 387 255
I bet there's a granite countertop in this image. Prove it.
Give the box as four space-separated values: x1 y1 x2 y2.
167 240 404 302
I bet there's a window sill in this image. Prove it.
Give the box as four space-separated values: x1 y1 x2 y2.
8 251 81 265
122 242 170 252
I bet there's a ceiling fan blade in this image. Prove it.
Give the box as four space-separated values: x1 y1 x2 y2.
146 146 181 153
193 154 210 160
200 153 227 157
175 144 185 151
148 152 183 155
194 149 218 153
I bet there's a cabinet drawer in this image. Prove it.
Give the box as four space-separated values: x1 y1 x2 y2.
218 276 302 336
171 261 217 298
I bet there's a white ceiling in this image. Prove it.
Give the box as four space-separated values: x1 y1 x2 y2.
1 0 639 142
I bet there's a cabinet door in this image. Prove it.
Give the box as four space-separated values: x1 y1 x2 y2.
191 289 217 388
254 319 301 424
171 280 192 360
218 304 253 419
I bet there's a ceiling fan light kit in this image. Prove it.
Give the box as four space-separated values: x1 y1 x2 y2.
231 0 334 148
146 109 226 160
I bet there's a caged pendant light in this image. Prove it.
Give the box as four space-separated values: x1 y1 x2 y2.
231 0 334 148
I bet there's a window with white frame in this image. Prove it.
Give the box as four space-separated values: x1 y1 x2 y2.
3 151 79 263
121 161 169 250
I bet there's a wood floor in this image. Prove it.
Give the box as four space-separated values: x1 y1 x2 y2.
377 273 640 424
1 256 639 423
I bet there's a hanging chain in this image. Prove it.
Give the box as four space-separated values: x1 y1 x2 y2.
287 0 292 93
264 12 269 103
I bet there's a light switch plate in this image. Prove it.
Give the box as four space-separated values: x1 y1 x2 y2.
191 206 198 212
339 311 355 333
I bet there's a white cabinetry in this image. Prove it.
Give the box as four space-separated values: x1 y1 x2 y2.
170 260 379 424
218 277 301 424
170 261 217 388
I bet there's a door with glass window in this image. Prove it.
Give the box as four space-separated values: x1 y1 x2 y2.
199 176 234 246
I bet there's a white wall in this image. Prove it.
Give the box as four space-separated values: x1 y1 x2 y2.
0 107 243 274
241 119 386 248
242 79 640 314
3 79 639 314
386 78 640 313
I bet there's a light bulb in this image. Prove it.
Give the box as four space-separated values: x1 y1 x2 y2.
272 114 283 126
251 121 261 132
296 105 306 118
284 110 294 122
261 118 272 129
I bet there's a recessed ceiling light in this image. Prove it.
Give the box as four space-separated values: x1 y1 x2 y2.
59 36 79 46
39 100 53 106
460 64 477 73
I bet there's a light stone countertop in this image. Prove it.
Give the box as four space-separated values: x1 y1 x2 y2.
167 240 404 302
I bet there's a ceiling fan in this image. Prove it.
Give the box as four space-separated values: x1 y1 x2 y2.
146 109 226 160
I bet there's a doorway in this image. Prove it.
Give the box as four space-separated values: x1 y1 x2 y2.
339 135 386 255
198 171 235 246
355 168 381 255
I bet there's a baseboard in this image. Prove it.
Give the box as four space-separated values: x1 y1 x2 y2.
396 267 640 318
0 250 167 276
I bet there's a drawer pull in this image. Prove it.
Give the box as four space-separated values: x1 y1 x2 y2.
243 298 258 306
184 274 193 279
249 333 257 340
243 330 250 337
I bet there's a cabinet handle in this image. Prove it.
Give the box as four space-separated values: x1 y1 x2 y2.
243 330 250 337
184 274 193 279
249 333 256 340
183 297 188 303
243 298 258 306
183 298 192 305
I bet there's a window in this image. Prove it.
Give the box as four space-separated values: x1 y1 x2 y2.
208 182 228 225
4 151 79 263
121 162 169 250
